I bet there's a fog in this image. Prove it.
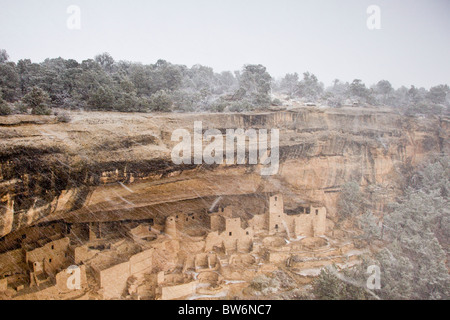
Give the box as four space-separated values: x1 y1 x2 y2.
0 0 449 88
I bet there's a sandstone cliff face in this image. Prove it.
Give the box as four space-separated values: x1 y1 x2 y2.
0 107 448 237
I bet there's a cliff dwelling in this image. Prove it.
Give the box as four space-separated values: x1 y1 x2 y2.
0 107 448 301
0 188 365 300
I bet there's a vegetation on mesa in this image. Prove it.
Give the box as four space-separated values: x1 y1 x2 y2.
0 49 449 117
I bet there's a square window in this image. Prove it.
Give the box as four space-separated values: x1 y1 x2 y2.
229 232 232 236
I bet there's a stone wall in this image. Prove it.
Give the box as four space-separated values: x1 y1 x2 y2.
160 281 198 300
268 194 327 238
55 265 87 292
98 248 153 300
99 261 130 300
25 237 71 276
205 217 253 253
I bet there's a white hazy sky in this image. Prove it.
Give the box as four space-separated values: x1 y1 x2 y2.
0 0 449 88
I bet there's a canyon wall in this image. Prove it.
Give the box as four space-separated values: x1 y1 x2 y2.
0 107 448 237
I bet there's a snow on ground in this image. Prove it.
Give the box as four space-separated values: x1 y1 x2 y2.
346 249 368 257
187 290 228 300
223 280 246 285
295 268 323 277
335 260 362 269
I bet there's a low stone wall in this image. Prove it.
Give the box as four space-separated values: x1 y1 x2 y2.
100 261 130 300
99 248 153 300
160 281 198 300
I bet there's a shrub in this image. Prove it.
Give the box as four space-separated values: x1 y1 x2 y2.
312 266 370 300
14 102 29 114
31 105 52 115
210 101 228 113
271 98 282 106
249 275 279 295
229 101 252 112
56 111 72 123
61 97 81 110
23 87 52 115
149 90 173 112
337 181 365 220
0 102 12 116
87 86 115 111
23 87 50 108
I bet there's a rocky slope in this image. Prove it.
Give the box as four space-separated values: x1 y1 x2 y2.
0 107 448 238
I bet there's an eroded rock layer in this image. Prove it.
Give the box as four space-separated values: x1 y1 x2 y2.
0 107 448 237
